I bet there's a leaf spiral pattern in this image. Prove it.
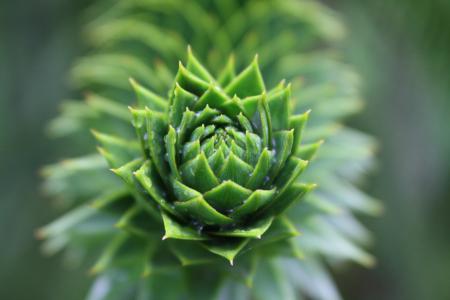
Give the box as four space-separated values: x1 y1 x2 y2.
40 1 382 299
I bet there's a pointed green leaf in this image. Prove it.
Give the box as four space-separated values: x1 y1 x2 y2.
220 96 245 117
129 107 149 157
237 112 253 133
230 189 276 220
297 140 324 160
218 140 231 157
110 159 160 218
258 158 309 217
204 180 252 212
161 212 207 241
274 156 309 192
171 179 202 202
270 182 316 216
212 217 274 239
192 105 220 127
229 140 245 160
170 83 198 127
165 126 180 178
217 54 236 86
267 85 290 130
95 147 115 168
203 238 249 265
130 78 167 111
182 140 201 162
245 131 262 166
86 93 129 121
245 217 299 253
225 56 265 97
268 80 286 96
207 148 225 174
211 114 233 126
111 158 143 186
201 124 216 139
241 95 260 118
269 130 294 179
145 108 169 181
226 127 247 148
190 124 213 142
134 161 182 218
92 130 140 168
246 148 272 189
256 95 272 148
174 196 233 225
176 108 196 146
176 62 210 96
290 110 310 153
180 152 220 192
200 135 216 157
218 153 253 186
186 46 214 82
194 84 231 111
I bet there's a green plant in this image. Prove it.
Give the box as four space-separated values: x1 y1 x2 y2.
40 1 381 299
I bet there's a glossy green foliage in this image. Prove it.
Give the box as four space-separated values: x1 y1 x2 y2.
40 1 381 299
108 50 315 264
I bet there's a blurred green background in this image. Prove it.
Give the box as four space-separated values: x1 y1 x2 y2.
1 0 449 299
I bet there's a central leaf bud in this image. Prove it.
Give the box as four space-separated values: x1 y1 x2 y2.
105 49 317 263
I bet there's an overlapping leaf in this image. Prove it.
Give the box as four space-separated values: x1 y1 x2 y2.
41 1 380 299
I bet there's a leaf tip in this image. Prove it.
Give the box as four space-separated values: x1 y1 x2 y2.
128 77 137 86
90 128 99 137
253 53 259 65
34 228 45 240
114 220 125 229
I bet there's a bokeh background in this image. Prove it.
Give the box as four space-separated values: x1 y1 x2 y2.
1 0 449 299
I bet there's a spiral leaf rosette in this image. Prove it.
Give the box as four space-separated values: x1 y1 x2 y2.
37 1 382 298
87 49 316 264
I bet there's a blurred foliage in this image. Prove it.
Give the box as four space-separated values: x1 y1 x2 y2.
0 0 449 300
0 1 91 299
335 1 450 299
